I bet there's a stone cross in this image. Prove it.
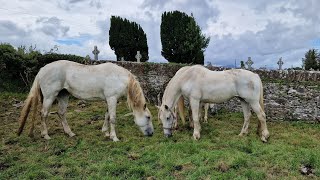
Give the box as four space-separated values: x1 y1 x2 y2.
92 46 100 61
120 57 124 61
135 51 142 62
277 57 284 70
245 57 254 70
302 59 305 70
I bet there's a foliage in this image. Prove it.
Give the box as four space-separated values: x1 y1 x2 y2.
302 49 319 70
240 61 245 69
1 93 320 179
160 11 210 64
109 16 148 62
0 43 84 92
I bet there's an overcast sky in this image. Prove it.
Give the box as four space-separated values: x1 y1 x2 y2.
1 0 320 68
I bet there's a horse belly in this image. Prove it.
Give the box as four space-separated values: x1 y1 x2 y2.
65 76 105 100
201 86 236 104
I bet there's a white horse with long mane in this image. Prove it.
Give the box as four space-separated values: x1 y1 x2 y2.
158 65 270 142
17 60 154 141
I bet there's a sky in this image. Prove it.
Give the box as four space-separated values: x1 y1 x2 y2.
1 0 320 69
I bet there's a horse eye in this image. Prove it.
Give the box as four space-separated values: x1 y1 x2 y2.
166 117 170 121
146 116 150 120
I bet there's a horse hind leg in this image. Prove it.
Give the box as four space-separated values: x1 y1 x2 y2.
189 97 201 140
102 110 110 137
239 100 251 136
204 103 209 123
57 93 75 137
41 97 55 140
107 97 119 142
250 101 270 142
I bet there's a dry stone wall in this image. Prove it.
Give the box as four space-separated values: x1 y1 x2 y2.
93 60 320 122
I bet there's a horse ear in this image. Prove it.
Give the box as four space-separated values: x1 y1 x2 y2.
143 103 147 110
164 105 169 110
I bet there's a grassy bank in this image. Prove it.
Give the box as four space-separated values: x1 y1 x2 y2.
0 93 319 179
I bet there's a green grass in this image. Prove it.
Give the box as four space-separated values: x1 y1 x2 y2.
1 93 320 179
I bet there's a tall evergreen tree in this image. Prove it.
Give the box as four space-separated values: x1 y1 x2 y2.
303 49 319 70
109 16 148 62
160 11 210 64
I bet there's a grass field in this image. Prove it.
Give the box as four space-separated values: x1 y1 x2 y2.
1 93 319 179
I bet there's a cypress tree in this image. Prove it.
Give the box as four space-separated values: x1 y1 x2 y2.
109 16 148 62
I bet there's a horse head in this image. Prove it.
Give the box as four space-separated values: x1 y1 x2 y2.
157 104 176 137
132 103 154 136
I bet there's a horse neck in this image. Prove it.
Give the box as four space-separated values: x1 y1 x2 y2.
162 78 182 110
127 75 145 112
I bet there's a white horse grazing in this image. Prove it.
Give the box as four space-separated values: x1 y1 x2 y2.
17 60 154 141
158 65 270 142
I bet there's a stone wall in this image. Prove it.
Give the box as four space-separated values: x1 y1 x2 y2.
93 60 320 122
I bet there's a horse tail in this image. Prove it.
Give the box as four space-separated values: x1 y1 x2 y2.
17 74 41 136
259 81 264 112
177 96 185 125
127 74 145 111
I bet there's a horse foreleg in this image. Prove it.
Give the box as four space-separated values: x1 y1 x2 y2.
190 97 201 140
239 100 251 136
107 97 119 142
57 95 75 137
102 111 110 137
251 102 270 142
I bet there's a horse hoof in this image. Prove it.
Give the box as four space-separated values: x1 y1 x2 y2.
43 135 51 140
111 136 119 142
261 136 268 143
68 132 76 137
239 132 248 137
193 133 200 140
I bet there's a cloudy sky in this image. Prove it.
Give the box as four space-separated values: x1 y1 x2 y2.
1 0 320 69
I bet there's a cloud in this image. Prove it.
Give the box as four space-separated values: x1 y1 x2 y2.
0 20 27 37
36 17 70 37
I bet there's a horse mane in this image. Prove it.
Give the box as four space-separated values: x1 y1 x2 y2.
127 74 146 111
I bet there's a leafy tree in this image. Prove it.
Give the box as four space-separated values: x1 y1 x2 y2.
160 11 210 64
0 43 84 92
109 16 148 62
240 61 245 69
303 49 319 70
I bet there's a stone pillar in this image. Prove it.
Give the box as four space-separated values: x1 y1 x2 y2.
135 51 142 62
92 46 100 61
277 57 284 70
245 57 254 70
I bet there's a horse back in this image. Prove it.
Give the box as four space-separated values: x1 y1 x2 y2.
37 60 130 100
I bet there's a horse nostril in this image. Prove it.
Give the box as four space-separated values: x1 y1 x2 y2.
148 132 153 137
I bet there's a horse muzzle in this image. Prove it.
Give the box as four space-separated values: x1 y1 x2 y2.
145 128 154 137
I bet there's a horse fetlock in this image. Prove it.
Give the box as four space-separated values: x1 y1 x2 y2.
105 132 110 137
101 126 108 132
262 129 270 139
